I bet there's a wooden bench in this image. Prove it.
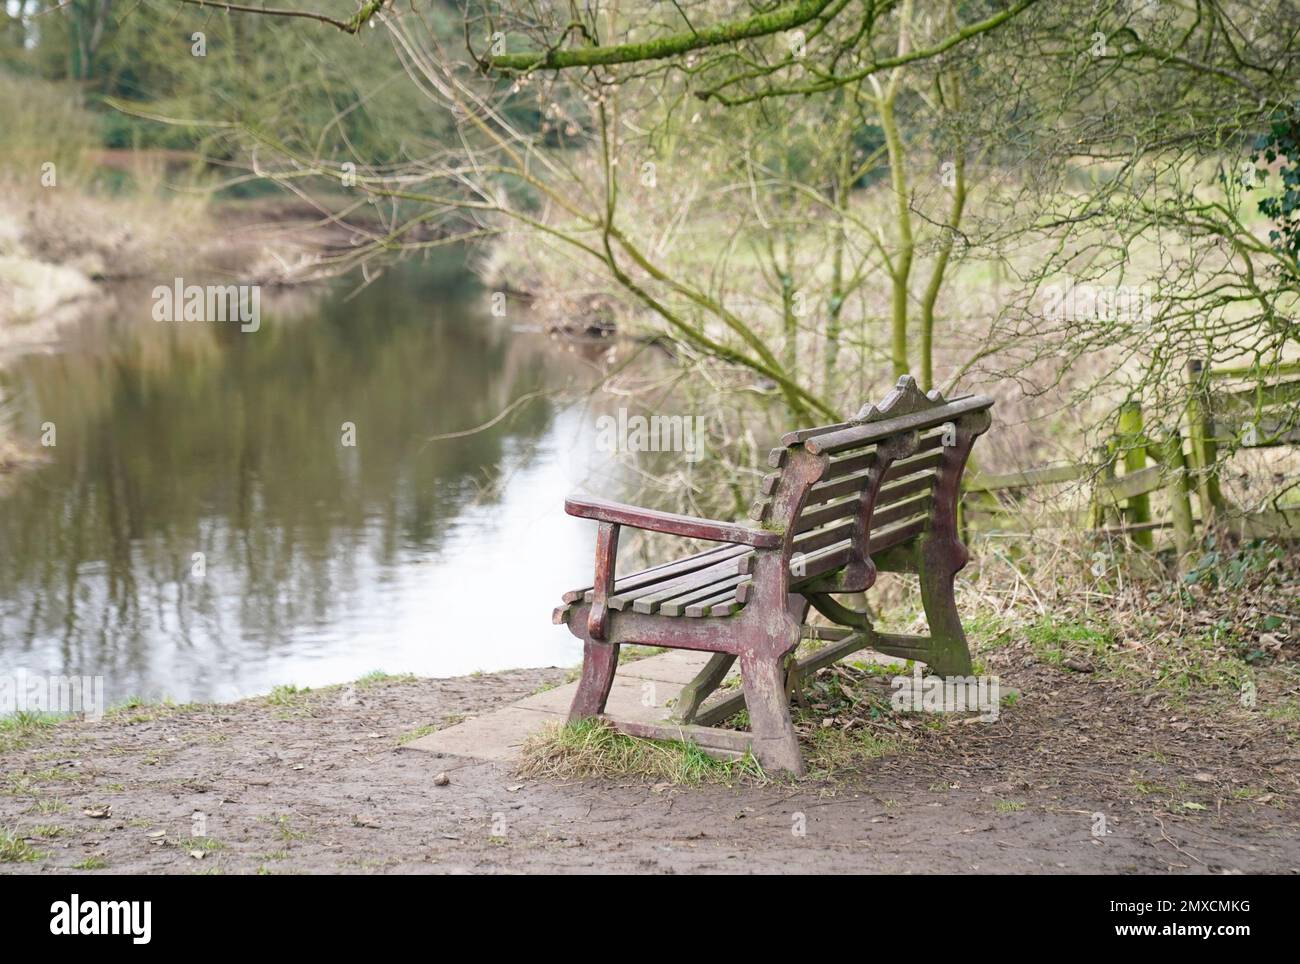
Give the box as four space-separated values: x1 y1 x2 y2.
552 375 994 775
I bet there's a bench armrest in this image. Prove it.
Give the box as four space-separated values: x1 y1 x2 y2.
565 496 781 549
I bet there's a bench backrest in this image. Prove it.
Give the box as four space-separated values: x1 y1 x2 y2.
748 376 993 588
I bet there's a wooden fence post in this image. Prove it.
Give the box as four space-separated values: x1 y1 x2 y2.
1117 401 1153 549
1090 444 1115 530
1185 359 1226 520
1151 432 1196 562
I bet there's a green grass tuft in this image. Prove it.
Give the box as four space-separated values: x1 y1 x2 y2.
0 827 44 863
518 718 765 786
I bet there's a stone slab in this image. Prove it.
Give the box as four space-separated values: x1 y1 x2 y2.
514 674 676 723
406 643 908 765
616 649 718 684
404 705 560 762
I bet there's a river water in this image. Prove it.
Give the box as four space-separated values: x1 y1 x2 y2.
0 259 629 704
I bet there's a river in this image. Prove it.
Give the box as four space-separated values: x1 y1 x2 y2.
0 258 632 704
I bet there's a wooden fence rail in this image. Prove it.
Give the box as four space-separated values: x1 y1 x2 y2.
962 358 1300 558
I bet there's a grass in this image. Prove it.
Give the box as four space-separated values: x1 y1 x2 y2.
802 727 899 776
73 856 108 870
30 824 70 838
398 724 436 745
0 827 43 863
518 718 765 786
356 670 417 689
0 710 62 752
266 684 310 706
179 836 224 853
266 814 308 843
105 695 184 724
1023 616 1113 667
25 799 68 815
621 646 668 662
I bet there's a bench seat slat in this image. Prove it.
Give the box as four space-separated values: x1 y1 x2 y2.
686 589 748 618
613 556 750 612
659 574 750 616
563 543 749 603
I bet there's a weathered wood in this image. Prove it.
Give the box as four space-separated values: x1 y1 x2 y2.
624 558 749 614
602 718 752 759
965 462 1088 492
672 652 736 724
1206 359 1300 380
1212 415 1300 447
1155 432 1195 560
564 543 747 603
1096 464 1164 502
569 638 620 719
805 449 944 505
916 407 989 675
697 628 926 726
1116 402 1153 550
803 395 993 456
587 522 620 640
793 472 934 533
659 574 749 617
1185 360 1228 518
740 652 803 776
1216 375 1300 408
565 496 781 547
556 375 993 775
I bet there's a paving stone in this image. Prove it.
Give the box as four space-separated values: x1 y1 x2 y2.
515 675 675 723
617 649 716 684
405 706 559 762
407 644 904 765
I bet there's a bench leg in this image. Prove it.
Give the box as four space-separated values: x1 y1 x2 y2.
918 549 973 677
740 653 804 777
673 652 735 724
568 639 620 720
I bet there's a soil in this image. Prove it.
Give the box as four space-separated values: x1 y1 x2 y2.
2 652 1296 875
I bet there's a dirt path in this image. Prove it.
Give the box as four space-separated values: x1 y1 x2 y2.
1 653 1295 874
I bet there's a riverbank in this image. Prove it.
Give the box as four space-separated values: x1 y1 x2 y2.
0 179 336 488
2 614 1295 873
0 182 329 353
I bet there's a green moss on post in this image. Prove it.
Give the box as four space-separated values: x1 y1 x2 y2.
1118 402 1153 550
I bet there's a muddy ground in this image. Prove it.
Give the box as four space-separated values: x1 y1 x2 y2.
1 647 1296 875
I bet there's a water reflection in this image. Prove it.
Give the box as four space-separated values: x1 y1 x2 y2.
0 259 614 702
